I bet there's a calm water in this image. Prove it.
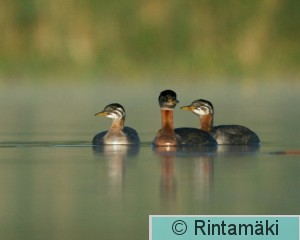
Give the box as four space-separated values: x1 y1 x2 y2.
0 81 299 240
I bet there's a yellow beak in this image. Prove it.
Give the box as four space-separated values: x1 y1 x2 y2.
180 105 195 111
95 111 108 117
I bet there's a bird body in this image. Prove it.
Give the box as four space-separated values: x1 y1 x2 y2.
174 127 217 145
92 126 139 145
211 125 260 145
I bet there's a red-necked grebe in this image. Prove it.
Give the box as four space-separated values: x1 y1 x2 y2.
93 103 140 145
152 90 217 147
181 99 260 145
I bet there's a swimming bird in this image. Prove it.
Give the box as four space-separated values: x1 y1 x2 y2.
181 99 260 145
152 90 217 147
92 103 140 145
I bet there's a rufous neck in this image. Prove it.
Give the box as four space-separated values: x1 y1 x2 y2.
200 114 213 132
161 109 174 130
110 117 125 131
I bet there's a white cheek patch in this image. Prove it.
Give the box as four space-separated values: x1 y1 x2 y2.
194 107 209 116
107 112 119 119
107 109 124 119
194 108 202 115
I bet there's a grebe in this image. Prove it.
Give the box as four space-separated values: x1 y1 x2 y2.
152 90 217 146
92 103 140 145
181 99 260 145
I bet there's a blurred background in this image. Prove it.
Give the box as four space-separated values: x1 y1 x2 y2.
1 2 300 239
1 0 300 84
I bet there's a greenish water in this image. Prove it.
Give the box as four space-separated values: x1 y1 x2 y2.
0 82 299 240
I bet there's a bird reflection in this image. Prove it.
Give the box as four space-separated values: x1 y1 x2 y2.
189 153 214 202
93 145 139 191
153 146 216 212
216 144 260 156
155 146 177 203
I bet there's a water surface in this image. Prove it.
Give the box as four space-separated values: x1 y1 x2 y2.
0 82 299 240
